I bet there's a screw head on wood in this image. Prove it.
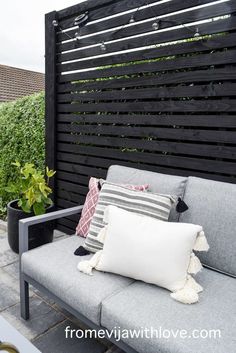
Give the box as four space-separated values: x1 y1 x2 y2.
52 20 58 27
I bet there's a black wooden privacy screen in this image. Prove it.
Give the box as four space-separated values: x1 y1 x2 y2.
45 0 236 234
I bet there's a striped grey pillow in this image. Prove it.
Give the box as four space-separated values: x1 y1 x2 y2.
84 182 175 253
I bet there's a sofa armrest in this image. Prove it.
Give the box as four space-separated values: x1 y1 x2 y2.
19 205 83 257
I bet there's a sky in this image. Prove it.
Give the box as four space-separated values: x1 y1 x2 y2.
0 0 85 73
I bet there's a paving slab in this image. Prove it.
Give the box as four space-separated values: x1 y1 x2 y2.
0 233 18 267
33 319 107 353
52 304 89 330
1 296 65 340
0 268 21 311
2 260 19 280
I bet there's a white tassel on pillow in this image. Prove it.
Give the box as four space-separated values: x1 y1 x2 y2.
78 250 102 275
97 226 107 244
77 260 94 275
171 287 198 305
187 274 203 293
194 231 209 251
188 252 202 274
170 275 202 304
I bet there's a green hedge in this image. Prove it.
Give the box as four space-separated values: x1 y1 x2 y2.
0 92 45 217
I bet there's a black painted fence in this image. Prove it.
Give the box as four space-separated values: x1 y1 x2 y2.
45 0 236 234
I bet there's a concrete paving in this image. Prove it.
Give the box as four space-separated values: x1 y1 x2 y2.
0 228 124 353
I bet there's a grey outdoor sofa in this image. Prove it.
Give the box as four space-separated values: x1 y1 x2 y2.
19 165 236 353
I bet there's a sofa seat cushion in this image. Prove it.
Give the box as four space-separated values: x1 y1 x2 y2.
21 236 133 325
101 269 236 353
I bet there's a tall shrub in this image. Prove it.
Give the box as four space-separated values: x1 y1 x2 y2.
0 92 45 216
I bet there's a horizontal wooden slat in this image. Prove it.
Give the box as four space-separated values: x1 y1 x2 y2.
58 28 236 67
57 16 236 63
58 180 88 194
57 141 236 161
58 66 236 93
58 0 160 28
57 113 236 128
58 0 165 28
58 1 236 53
58 50 236 83
58 189 87 205
57 161 236 185
57 113 236 127
57 122 236 142
56 216 77 230
58 132 232 149
57 197 81 209
57 83 236 102
57 150 236 175
57 170 90 185
56 222 75 234
57 161 106 178
58 99 236 114
57 0 221 41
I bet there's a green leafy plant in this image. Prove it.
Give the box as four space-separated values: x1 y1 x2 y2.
6 162 56 216
0 92 45 215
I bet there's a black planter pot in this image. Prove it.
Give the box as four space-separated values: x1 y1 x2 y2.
7 200 55 254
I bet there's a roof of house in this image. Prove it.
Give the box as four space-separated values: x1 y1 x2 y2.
0 64 45 102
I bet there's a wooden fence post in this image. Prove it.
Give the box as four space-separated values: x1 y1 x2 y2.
45 11 57 204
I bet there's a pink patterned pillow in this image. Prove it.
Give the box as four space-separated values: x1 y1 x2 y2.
76 177 148 237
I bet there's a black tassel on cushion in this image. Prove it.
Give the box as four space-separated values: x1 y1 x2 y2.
74 246 90 256
98 180 102 190
176 197 189 213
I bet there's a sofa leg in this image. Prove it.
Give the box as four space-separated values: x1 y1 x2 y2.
20 279 29 320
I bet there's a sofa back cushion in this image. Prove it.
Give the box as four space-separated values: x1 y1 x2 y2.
180 177 236 277
106 165 187 221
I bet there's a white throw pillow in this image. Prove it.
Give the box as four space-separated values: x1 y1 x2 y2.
78 206 209 304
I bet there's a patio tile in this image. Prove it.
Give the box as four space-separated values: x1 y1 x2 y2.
33 319 107 353
0 268 21 311
0 230 67 269
2 260 19 280
52 304 89 330
0 234 18 267
1 296 64 340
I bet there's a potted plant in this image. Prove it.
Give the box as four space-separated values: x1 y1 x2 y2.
6 162 56 253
